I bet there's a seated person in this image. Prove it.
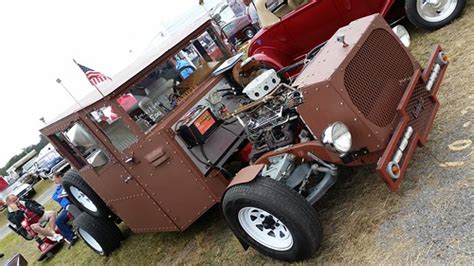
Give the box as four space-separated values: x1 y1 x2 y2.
52 173 78 245
169 56 195 79
5 194 63 242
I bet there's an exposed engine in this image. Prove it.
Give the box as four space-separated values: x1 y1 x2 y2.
228 69 305 160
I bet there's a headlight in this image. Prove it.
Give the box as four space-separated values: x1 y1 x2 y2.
392 25 410 48
322 122 352 154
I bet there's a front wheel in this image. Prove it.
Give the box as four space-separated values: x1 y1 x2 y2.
62 170 111 218
405 0 466 31
222 177 322 262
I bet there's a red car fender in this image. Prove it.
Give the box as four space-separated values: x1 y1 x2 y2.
250 48 293 70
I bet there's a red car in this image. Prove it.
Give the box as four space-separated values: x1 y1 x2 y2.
222 15 258 45
248 0 465 69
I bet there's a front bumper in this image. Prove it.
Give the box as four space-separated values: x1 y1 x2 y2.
376 45 448 191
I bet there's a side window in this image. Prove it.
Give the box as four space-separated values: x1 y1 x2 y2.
89 105 138 151
51 122 110 171
115 26 229 133
266 0 306 18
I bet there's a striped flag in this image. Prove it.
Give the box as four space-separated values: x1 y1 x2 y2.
74 59 112 86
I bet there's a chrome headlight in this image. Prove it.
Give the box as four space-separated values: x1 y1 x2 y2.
322 122 352 154
392 25 410 48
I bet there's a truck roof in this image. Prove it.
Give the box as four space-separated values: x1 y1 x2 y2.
44 15 212 128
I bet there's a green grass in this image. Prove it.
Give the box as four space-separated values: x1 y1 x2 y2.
32 179 54 199
0 210 7 228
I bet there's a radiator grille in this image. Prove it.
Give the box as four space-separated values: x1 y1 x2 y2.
344 29 414 127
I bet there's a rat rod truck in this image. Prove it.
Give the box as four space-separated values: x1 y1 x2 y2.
40 14 448 261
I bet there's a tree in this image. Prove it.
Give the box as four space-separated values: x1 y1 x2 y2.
0 135 49 176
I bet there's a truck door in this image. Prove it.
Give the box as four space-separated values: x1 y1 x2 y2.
54 117 178 233
89 97 222 231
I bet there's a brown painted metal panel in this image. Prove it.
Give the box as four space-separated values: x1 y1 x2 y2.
294 14 419 155
79 165 177 232
227 164 265 188
126 132 217 230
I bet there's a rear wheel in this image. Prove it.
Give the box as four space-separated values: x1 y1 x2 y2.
406 0 466 30
222 177 322 262
244 28 256 39
74 212 123 256
62 170 110 218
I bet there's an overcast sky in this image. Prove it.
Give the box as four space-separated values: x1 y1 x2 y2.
0 0 222 166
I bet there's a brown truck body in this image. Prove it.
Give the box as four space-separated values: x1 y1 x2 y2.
40 14 447 260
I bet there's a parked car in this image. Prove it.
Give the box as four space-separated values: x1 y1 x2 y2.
222 15 257 45
18 157 41 185
40 14 448 261
248 0 465 69
34 144 69 179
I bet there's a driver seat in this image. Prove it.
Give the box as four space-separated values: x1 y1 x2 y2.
287 0 309 10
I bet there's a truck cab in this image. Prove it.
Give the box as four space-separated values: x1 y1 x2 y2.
41 16 242 233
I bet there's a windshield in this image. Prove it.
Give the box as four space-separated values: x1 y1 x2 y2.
115 26 228 133
22 158 37 173
37 152 60 167
222 22 235 35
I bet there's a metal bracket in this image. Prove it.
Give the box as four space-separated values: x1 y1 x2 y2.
121 175 133 183
340 147 369 164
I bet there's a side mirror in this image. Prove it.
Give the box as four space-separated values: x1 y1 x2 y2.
87 150 109 168
66 123 98 150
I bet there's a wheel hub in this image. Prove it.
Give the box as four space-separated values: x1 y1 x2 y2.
262 215 276 229
70 186 98 213
238 207 294 251
417 0 458 22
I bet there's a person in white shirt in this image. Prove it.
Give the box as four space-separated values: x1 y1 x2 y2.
242 0 261 29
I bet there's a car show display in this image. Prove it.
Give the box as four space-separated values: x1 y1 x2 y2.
38 5 453 260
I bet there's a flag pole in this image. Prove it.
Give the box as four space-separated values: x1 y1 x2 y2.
56 78 83 109
73 59 106 98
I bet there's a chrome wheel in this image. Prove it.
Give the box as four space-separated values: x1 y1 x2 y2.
70 186 98 213
79 228 104 254
245 29 255 39
238 207 293 251
417 0 458 22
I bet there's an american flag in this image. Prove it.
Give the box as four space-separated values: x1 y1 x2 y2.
74 60 112 86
